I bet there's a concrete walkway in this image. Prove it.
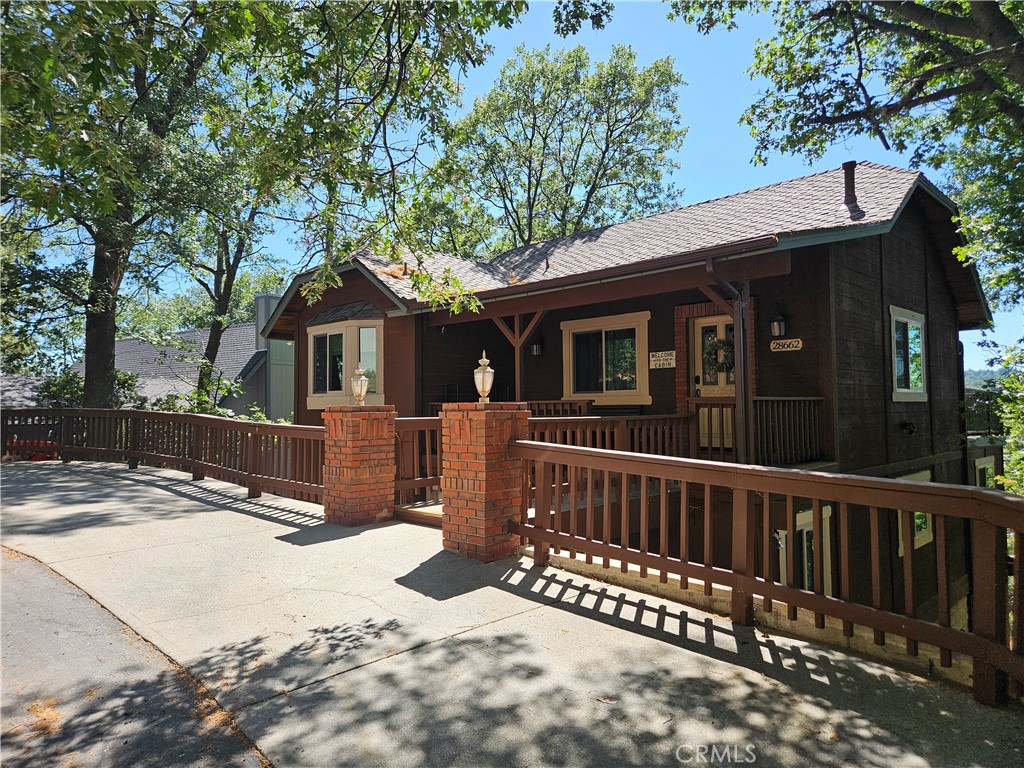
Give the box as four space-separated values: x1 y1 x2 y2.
2 461 1022 768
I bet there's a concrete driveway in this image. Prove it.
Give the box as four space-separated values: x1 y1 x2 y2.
2 461 1022 767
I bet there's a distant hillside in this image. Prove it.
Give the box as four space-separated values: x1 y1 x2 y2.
965 368 1007 389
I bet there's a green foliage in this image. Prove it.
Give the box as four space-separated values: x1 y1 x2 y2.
36 370 146 409
409 44 687 259
119 269 286 340
995 345 1024 493
672 1 1024 329
0 210 89 375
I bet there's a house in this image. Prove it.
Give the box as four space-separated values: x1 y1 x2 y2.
263 161 993 480
71 296 295 420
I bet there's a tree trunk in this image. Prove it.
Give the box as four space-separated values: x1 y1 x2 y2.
197 318 227 410
82 229 129 408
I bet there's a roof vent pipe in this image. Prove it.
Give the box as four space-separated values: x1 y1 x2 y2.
842 161 865 221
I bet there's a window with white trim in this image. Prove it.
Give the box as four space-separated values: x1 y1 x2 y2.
890 306 927 402
560 311 651 406
307 319 384 408
897 469 934 555
778 505 834 595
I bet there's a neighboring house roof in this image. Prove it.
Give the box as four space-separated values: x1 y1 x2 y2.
69 323 264 403
264 161 989 335
0 375 44 409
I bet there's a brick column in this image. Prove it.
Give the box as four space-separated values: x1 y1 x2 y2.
322 405 396 526
441 402 530 562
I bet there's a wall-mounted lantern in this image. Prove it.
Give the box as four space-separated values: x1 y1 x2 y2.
770 304 787 339
352 362 369 405
474 350 494 403
530 336 544 357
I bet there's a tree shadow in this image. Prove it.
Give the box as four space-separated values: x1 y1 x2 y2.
0 462 361 544
179 613 1024 768
2 656 263 768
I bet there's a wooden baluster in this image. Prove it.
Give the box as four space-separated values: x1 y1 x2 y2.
761 494 773 613
869 506 885 646
585 467 595 566
602 469 611 568
677 480 688 589
838 502 854 638
731 488 755 625
568 461 578 559
813 499 825 629
191 420 205 481
935 514 952 667
620 471 629 572
970 520 1008 706
900 509 918 656
639 476 649 578
703 483 713 596
247 425 262 499
534 461 551 566
786 495 797 621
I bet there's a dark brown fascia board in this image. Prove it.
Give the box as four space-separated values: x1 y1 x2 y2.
260 261 410 339
401 234 781 314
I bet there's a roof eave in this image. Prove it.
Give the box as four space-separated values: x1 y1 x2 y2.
261 261 410 339
400 234 781 313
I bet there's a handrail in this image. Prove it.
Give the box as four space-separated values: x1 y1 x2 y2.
510 437 1024 705
2 408 325 502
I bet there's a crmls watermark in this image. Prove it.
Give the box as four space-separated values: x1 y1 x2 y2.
675 744 758 764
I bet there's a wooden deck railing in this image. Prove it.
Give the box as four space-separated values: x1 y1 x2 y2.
752 397 826 466
510 439 1024 706
1 409 325 502
395 417 442 506
690 397 735 461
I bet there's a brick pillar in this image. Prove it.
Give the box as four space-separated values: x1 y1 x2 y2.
322 405 396 526
441 402 530 562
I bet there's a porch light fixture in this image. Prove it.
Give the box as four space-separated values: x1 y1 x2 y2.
474 350 494 403
530 337 543 357
352 362 369 405
770 304 787 339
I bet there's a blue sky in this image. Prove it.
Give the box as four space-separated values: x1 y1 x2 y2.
271 1 1018 369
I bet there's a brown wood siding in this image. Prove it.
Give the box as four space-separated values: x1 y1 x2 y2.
418 318 516 412
749 247 836 458
516 292 688 414
293 272 403 426
831 197 964 477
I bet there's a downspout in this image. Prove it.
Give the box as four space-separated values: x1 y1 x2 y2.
706 258 750 464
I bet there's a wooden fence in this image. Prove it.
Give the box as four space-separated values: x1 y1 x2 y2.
510 439 1024 706
1 409 325 502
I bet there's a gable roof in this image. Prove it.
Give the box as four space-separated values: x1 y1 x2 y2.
265 161 989 335
70 323 263 403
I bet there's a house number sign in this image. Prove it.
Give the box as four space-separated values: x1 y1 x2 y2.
770 339 804 352
649 351 676 369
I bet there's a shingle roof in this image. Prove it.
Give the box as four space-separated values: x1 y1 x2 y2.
488 162 923 285
69 324 261 402
0 375 44 408
346 162 927 300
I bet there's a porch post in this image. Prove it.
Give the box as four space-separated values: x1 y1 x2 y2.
321 405 396 526
970 519 1008 705
440 402 530 561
